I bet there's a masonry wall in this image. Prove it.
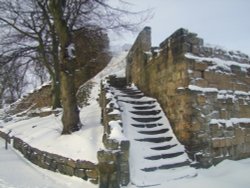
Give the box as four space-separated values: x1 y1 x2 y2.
127 27 250 167
0 131 99 184
98 77 130 188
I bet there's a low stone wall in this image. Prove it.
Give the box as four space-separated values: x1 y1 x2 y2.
98 76 130 188
0 131 98 184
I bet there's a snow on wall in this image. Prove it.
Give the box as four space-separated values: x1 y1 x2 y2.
126 26 250 167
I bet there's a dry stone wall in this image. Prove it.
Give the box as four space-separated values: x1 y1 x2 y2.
127 27 250 167
0 131 99 184
98 76 130 188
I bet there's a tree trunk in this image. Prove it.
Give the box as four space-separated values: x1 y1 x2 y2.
51 32 62 109
60 71 81 133
49 0 81 134
51 76 61 109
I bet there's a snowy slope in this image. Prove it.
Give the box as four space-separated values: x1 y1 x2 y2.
0 51 128 164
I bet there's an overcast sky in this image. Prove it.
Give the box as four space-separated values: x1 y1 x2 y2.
110 0 250 55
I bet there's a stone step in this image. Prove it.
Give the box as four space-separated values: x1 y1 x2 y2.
118 100 156 105
132 117 162 123
131 123 163 128
144 152 184 160
135 136 173 143
138 128 169 135
118 94 144 99
150 144 177 151
133 105 156 110
119 89 142 95
130 110 161 116
141 160 190 172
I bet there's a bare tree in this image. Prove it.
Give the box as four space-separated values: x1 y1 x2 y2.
0 0 62 109
0 53 30 107
0 0 150 133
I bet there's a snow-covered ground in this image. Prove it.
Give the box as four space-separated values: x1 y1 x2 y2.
125 157 250 188
1 51 250 187
0 138 97 188
0 51 128 163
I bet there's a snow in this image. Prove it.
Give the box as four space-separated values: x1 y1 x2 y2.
210 118 250 127
0 52 128 164
0 138 97 188
1 51 250 187
188 85 250 102
67 43 76 59
109 120 128 142
110 87 196 186
188 85 218 92
185 53 250 72
108 109 121 115
124 158 250 188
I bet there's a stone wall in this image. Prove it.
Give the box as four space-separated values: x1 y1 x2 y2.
7 84 52 116
98 76 130 188
127 27 250 167
0 131 99 184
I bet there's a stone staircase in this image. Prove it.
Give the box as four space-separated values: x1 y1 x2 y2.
110 85 196 187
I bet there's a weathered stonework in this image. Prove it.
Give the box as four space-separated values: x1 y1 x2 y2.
98 76 130 187
127 27 250 167
0 131 99 183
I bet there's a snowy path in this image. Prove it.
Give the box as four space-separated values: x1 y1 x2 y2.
111 86 196 187
0 138 97 188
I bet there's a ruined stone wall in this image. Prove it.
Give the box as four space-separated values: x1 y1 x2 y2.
7 85 52 116
127 27 250 167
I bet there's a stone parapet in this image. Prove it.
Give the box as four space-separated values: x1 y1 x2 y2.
98 76 130 188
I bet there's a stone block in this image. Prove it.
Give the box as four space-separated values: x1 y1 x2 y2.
225 138 233 147
193 71 202 78
98 162 116 174
74 169 87 180
103 136 119 150
58 164 74 176
230 65 241 74
194 62 208 71
108 114 121 122
76 160 96 169
212 139 220 148
66 159 76 168
86 169 99 179
97 150 117 163
191 46 200 55
233 83 249 92
50 160 58 172
120 140 130 151
196 94 207 105
89 178 99 185
195 79 209 88
220 109 228 119
235 128 245 144
212 138 228 148
45 156 53 165
245 136 250 143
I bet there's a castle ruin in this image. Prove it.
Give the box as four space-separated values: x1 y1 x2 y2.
126 27 250 167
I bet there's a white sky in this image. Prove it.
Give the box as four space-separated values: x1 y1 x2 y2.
110 0 250 55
